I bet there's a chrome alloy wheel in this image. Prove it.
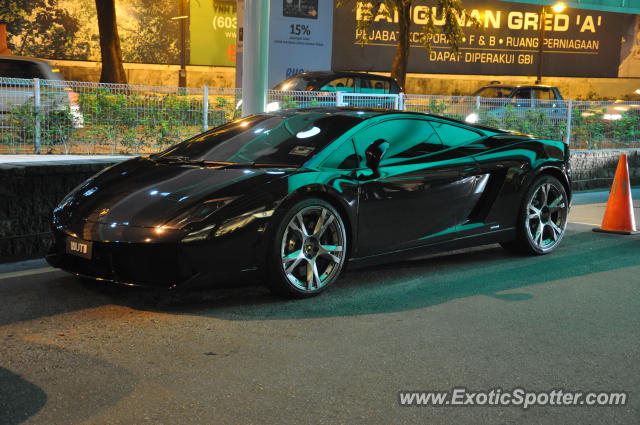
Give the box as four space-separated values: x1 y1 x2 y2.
280 206 345 292
526 182 567 251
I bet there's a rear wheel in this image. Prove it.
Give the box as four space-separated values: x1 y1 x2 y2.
501 175 568 255
268 199 347 297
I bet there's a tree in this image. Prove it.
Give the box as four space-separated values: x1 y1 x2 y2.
120 0 181 65
1 0 81 59
95 0 127 84
338 0 478 91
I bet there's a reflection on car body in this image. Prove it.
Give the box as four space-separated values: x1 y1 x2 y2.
48 108 571 298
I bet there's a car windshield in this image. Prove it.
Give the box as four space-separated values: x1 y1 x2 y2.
153 113 361 167
273 75 326 91
473 87 514 98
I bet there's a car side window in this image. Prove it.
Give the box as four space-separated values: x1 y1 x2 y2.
430 121 482 148
533 88 555 100
320 77 355 93
353 119 443 166
359 78 391 94
513 88 532 99
0 60 42 79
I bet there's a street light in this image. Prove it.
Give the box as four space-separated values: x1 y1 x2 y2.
536 2 567 84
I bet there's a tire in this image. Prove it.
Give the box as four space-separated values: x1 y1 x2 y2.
501 175 569 255
267 198 348 298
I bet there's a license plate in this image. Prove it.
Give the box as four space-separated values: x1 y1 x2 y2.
66 237 93 259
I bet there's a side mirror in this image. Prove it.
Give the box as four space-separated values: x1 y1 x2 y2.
365 139 389 172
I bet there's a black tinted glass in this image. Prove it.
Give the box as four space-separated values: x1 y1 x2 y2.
155 113 361 167
533 88 556 100
360 78 391 94
273 76 324 91
353 119 443 166
514 88 532 99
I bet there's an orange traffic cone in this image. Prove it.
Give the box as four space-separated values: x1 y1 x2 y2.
593 154 638 235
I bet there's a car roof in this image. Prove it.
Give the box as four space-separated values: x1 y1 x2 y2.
481 84 557 90
0 55 54 66
293 71 397 82
264 107 505 133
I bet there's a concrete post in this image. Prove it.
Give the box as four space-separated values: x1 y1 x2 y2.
33 78 41 154
565 99 573 145
241 0 270 116
202 85 209 132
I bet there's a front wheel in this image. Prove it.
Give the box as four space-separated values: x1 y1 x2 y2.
267 199 347 298
501 175 568 255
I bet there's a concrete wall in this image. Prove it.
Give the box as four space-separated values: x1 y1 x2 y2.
0 149 638 260
0 158 122 260
404 74 640 100
571 149 640 190
50 60 640 99
51 60 236 88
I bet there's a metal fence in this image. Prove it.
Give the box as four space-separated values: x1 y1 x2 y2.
403 95 640 149
1 77 639 155
0 78 240 155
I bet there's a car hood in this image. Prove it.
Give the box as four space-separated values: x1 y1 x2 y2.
58 157 289 228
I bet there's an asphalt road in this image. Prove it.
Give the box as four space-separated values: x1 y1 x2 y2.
1 190 639 425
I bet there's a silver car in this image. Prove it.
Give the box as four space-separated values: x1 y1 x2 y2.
0 55 83 127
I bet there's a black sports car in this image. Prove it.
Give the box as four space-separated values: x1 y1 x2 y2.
47 108 571 297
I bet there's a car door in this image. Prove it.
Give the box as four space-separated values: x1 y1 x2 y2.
532 87 566 120
354 117 481 257
428 121 522 239
356 77 395 108
510 87 533 110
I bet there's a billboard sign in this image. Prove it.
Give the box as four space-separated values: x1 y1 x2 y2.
332 0 634 78
268 0 334 88
191 0 238 66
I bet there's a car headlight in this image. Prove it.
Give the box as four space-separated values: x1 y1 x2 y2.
266 101 281 112
465 113 479 123
165 197 237 229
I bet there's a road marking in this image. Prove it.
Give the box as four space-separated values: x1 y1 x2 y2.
569 221 599 226
0 267 58 280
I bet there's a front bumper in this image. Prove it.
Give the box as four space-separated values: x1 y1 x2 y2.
47 214 268 288
47 230 200 288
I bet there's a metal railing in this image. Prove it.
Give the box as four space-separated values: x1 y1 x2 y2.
0 78 240 155
1 77 639 155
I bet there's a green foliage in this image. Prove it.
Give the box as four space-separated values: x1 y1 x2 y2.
2 0 81 59
275 97 321 110
77 89 207 154
281 96 300 109
472 104 640 148
119 0 181 64
426 99 448 115
3 0 181 63
2 81 638 153
478 105 566 141
569 107 640 149
1 95 77 153
211 96 240 124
